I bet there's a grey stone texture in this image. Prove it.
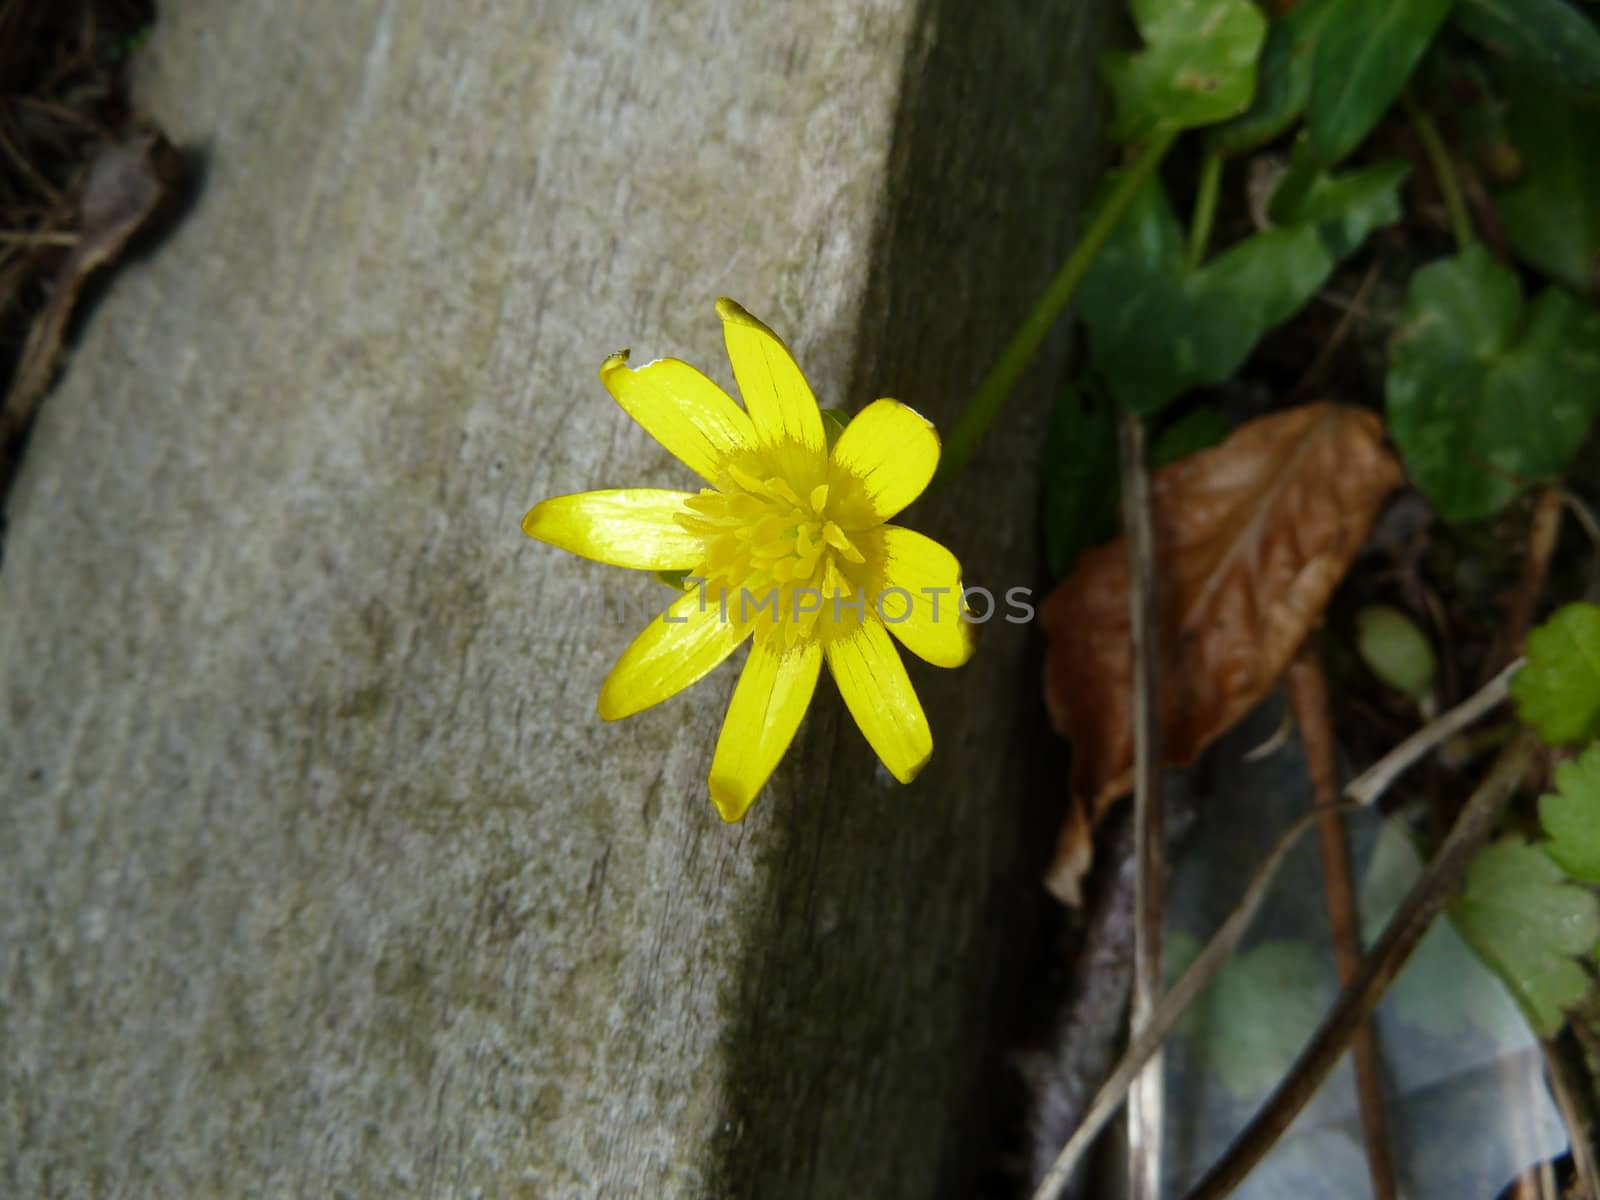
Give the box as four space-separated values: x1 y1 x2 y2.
0 1 1109 1194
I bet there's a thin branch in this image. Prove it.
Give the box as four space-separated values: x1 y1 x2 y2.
1292 262 1379 398
1287 648 1397 1200
1486 486 1562 683
1558 488 1600 566
1031 805 1335 1200
1343 658 1522 806
1543 1038 1600 1200
1119 409 1166 1200
1183 730 1542 1200
0 229 77 246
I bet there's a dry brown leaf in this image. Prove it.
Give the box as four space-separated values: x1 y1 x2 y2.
1040 403 1403 904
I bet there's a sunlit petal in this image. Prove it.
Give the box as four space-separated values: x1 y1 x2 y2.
708 639 824 821
522 489 704 570
716 298 827 465
828 399 941 526
599 351 757 483
825 618 932 782
860 525 977 668
599 588 748 720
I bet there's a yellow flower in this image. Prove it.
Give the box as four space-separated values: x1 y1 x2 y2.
522 299 976 820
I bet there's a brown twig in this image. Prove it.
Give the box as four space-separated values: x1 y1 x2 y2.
1030 806 1335 1200
1292 262 1379 399
1286 646 1397 1200
1118 409 1166 1200
1485 487 1564 683
1342 659 1522 807
1182 729 1542 1200
1543 1037 1600 1200
0 228 77 245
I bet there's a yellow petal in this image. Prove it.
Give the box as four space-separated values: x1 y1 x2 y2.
863 526 977 668
715 298 827 465
599 351 757 484
522 489 705 570
829 399 941 526
824 618 932 783
599 587 749 720
708 639 824 821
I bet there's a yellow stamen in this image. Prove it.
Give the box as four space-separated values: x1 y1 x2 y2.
822 521 866 564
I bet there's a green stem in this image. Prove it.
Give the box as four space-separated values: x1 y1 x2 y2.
934 129 1178 487
1186 149 1223 272
1402 88 1474 250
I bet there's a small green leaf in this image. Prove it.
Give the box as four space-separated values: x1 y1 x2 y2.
1103 0 1269 141
1540 743 1600 883
1178 939 1335 1098
1212 0 1339 154
820 408 849 450
1042 390 1120 579
656 568 692 590
1283 161 1412 256
1386 246 1600 521
1078 161 1404 414
1455 0 1600 92
1152 405 1232 467
1511 602 1600 745
1308 0 1455 163
1363 819 1532 1039
1452 834 1600 1035
1356 604 1437 700
1493 76 1600 299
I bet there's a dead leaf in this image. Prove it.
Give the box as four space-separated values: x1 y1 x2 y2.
1040 403 1402 904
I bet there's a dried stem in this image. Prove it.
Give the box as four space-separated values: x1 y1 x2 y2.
1342 658 1522 807
1031 806 1335 1200
1543 1038 1600 1200
1292 262 1379 398
1487 486 1563 681
1119 409 1166 1200
1183 730 1542 1200
1286 647 1397 1200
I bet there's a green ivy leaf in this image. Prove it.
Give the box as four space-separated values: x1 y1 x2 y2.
1103 0 1268 141
1455 0 1600 93
1493 76 1600 299
1540 742 1600 883
1386 246 1600 521
1211 0 1339 154
1511 603 1600 745
1307 0 1454 163
1452 834 1600 1035
1042 390 1120 578
1283 161 1409 255
1078 161 1405 414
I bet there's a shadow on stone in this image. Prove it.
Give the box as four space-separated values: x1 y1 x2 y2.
709 1 1111 1195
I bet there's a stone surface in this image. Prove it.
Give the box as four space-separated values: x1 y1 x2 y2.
0 0 1109 1194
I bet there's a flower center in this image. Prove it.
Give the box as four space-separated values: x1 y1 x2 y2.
675 464 867 645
